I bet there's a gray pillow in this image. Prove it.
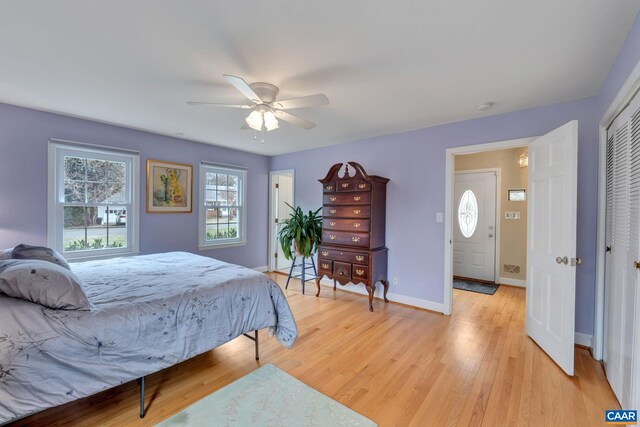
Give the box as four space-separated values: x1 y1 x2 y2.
0 259 92 310
12 244 70 270
0 248 11 260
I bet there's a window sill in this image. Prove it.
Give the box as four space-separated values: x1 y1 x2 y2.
199 240 247 251
67 251 140 263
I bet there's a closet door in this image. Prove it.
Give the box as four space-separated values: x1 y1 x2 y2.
604 93 640 410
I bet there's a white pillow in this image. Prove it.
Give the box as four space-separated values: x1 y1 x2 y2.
0 248 12 260
0 259 92 310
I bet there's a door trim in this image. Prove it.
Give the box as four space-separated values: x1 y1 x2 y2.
268 169 295 272
454 168 501 283
444 137 534 315
595 57 640 361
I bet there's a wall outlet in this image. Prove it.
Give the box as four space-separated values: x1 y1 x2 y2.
392 276 398 285
436 212 443 223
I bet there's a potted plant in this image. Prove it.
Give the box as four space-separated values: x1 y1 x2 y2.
278 203 323 259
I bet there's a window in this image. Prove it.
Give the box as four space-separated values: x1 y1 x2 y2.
199 163 247 248
48 141 139 259
458 189 478 238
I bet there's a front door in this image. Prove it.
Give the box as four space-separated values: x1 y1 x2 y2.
453 171 497 282
526 120 578 376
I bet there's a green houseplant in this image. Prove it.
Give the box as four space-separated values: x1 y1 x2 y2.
278 203 323 260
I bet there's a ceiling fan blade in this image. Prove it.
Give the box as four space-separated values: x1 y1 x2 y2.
274 110 316 130
223 75 262 103
187 101 253 109
272 94 329 110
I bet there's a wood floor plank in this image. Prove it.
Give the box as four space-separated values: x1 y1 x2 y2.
10 275 619 427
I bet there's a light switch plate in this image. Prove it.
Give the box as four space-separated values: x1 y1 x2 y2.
436 212 443 223
505 211 521 220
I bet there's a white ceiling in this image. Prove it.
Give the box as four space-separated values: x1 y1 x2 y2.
1 1 639 156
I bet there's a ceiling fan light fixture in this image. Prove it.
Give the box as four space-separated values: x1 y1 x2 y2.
263 111 279 131
245 110 263 131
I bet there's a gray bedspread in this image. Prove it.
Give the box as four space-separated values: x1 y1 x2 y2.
0 252 297 424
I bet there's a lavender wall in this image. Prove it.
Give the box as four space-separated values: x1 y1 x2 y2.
0 102 270 268
599 11 640 115
271 97 599 334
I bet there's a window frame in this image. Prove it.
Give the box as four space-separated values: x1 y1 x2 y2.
198 162 247 249
47 140 140 260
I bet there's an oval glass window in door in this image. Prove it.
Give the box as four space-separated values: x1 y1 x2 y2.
458 190 478 238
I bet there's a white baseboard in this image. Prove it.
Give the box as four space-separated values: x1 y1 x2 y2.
499 277 526 287
253 265 269 273
575 332 593 347
318 278 446 314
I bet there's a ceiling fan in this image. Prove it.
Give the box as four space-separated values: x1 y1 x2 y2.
187 75 329 132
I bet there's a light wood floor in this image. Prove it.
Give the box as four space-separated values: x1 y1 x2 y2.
14 274 619 426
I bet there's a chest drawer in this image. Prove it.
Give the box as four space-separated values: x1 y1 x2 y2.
336 179 356 192
333 261 351 280
323 205 370 218
318 247 369 265
323 218 370 232
318 259 333 274
352 265 369 281
323 182 336 192
323 192 370 206
322 230 370 248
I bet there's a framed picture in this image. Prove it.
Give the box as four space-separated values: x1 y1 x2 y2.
146 160 193 213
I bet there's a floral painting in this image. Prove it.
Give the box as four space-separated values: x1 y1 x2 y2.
146 160 193 213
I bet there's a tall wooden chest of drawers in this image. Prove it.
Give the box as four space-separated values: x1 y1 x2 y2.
315 161 389 311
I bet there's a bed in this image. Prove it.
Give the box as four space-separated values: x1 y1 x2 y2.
0 251 298 425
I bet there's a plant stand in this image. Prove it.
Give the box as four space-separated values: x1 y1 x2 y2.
285 255 318 294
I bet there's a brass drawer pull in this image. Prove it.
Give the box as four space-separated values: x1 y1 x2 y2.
354 222 361 228
330 221 336 226
321 251 329 257
353 196 361 201
353 209 361 214
358 184 367 189
352 236 360 242
330 209 337 214
330 196 337 202
355 269 365 276
325 185 334 191
329 234 336 240
341 183 350 188
355 255 364 262
322 263 330 269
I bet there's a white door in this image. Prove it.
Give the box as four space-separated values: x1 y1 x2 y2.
453 172 497 282
526 120 578 376
604 93 640 410
271 172 294 272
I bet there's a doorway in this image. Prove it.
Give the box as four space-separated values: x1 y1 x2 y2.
445 121 579 376
269 169 295 273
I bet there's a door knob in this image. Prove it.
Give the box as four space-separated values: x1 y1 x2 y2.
634 261 640 270
571 257 582 266
556 256 568 265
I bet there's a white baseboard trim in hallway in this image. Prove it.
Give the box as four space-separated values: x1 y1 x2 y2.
253 265 269 273
499 277 527 287
575 332 593 348
318 278 446 314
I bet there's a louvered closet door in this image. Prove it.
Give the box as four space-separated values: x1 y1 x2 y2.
604 92 640 411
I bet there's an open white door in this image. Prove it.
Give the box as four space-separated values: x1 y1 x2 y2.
526 120 578 376
270 171 295 272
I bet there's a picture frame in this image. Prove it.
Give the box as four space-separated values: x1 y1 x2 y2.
146 160 193 213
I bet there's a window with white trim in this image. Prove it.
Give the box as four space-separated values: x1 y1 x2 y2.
199 163 247 248
48 142 139 259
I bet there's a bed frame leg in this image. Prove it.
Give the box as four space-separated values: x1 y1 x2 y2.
255 330 260 360
138 376 145 418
